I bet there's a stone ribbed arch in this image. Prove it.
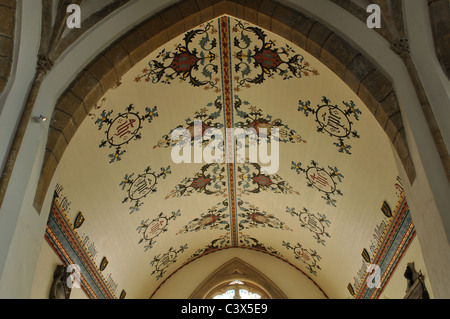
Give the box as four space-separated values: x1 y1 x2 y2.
33 0 416 212
0 0 16 94
188 257 288 299
428 0 450 79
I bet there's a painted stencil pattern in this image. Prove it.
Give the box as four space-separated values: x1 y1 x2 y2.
298 96 361 154
188 233 232 261
234 95 306 144
135 21 220 91
291 160 344 206
154 96 223 149
238 163 299 195
231 19 319 90
52 14 416 300
177 200 230 234
238 200 291 231
166 163 227 199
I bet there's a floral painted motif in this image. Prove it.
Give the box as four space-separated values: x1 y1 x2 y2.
234 96 306 144
188 233 232 261
286 207 331 246
177 200 230 234
94 103 158 163
137 210 181 251
135 22 220 91
120 166 171 213
238 163 299 195
282 241 322 276
291 160 343 207
238 200 291 231
166 163 227 199
239 234 282 257
154 96 223 149
298 96 361 155
232 20 319 90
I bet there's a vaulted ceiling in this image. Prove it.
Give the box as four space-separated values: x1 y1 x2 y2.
47 14 420 299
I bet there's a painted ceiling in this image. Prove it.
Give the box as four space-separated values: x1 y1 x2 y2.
49 15 415 299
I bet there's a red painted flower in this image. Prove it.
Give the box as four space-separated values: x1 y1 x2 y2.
249 212 268 224
252 174 273 187
253 48 283 70
190 176 212 189
169 51 199 74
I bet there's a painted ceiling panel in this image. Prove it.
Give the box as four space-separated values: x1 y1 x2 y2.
53 15 413 299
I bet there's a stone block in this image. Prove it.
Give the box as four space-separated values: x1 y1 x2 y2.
242 0 261 24
103 42 132 79
344 54 376 94
69 70 104 112
138 15 169 54
0 6 14 38
177 0 202 30
86 55 119 94
160 5 186 40
55 91 87 127
120 30 149 66
320 33 359 79
306 22 332 59
195 0 214 22
34 151 58 213
358 70 393 115
291 13 314 50
257 0 277 30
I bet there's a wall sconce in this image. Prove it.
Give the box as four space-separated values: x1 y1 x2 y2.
32 115 48 123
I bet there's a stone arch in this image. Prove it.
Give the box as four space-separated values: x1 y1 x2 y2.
0 0 16 94
428 0 450 79
188 257 287 299
33 0 416 212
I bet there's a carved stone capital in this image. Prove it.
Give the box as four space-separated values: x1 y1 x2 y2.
37 54 54 75
391 37 410 58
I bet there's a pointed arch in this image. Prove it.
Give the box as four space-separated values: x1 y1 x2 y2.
33 0 416 213
188 257 287 299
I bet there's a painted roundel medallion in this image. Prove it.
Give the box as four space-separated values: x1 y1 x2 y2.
298 96 362 155
106 112 141 147
128 173 157 201
143 217 168 241
294 247 316 267
315 104 352 138
292 160 344 207
299 212 325 235
305 166 336 194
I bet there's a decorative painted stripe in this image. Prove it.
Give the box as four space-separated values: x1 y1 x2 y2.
219 16 238 246
45 196 117 299
354 193 415 299
45 227 97 299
